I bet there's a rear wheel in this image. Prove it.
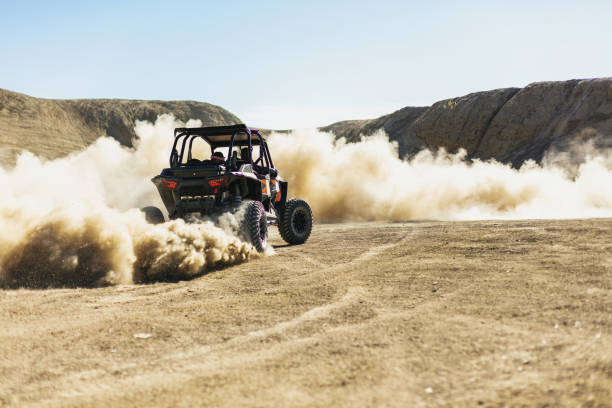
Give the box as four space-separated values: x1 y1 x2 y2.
244 201 268 252
140 206 165 224
279 199 313 245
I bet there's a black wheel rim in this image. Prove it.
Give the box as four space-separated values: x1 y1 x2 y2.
292 208 308 235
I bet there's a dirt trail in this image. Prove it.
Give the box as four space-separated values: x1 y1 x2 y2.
1 220 611 407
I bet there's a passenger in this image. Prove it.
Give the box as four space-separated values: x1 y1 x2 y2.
211 151 225 164
240 147 251 162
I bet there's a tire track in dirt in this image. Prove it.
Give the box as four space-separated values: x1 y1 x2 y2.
32 303 608 408
231 286 368 343
286 229 415 284
292 253 328 269
26 234 418 408
25 287 374 407
5 220 611 407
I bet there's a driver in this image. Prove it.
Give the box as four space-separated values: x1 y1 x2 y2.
211 151 225 164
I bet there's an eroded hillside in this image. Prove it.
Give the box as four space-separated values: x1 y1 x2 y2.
321 78 612 164
0 89 240 165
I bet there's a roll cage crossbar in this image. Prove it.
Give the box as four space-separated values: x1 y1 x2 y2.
170 124 274 170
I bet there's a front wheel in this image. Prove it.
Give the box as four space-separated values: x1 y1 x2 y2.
279 199 313 245
243 201 268 252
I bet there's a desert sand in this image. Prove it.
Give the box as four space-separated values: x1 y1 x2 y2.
1 219 610 407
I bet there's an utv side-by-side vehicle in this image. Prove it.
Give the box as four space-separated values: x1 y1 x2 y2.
142 124 313 252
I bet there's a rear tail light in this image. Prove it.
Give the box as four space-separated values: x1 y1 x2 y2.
207 176 229 187
161 179 177 189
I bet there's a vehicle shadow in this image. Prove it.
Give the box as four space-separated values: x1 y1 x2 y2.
272 243 292 249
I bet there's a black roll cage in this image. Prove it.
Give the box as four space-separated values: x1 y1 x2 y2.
170 125 274 170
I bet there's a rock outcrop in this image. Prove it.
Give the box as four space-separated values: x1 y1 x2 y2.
479 78 612 165
406 88 520 157
322 78 612 165
0 89 240 165
320 106 428 158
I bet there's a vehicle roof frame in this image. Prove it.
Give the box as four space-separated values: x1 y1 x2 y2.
169 124 269 168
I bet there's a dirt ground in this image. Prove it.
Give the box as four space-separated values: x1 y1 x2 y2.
1 219 611 407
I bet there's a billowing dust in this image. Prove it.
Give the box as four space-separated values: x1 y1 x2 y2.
268 129 612 221
0 115 259 288
1 115 611 288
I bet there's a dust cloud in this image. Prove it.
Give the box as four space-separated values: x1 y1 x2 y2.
2 116 611 288
0 115 258 288
268 129 612 221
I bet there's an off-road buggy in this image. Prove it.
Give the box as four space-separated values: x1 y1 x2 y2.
142 124 313 252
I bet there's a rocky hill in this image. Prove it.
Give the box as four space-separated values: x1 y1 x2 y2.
0 89 240 165
2 78 611 167
321 78 612 165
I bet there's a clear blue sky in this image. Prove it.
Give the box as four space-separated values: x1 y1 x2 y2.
1 1 611 128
